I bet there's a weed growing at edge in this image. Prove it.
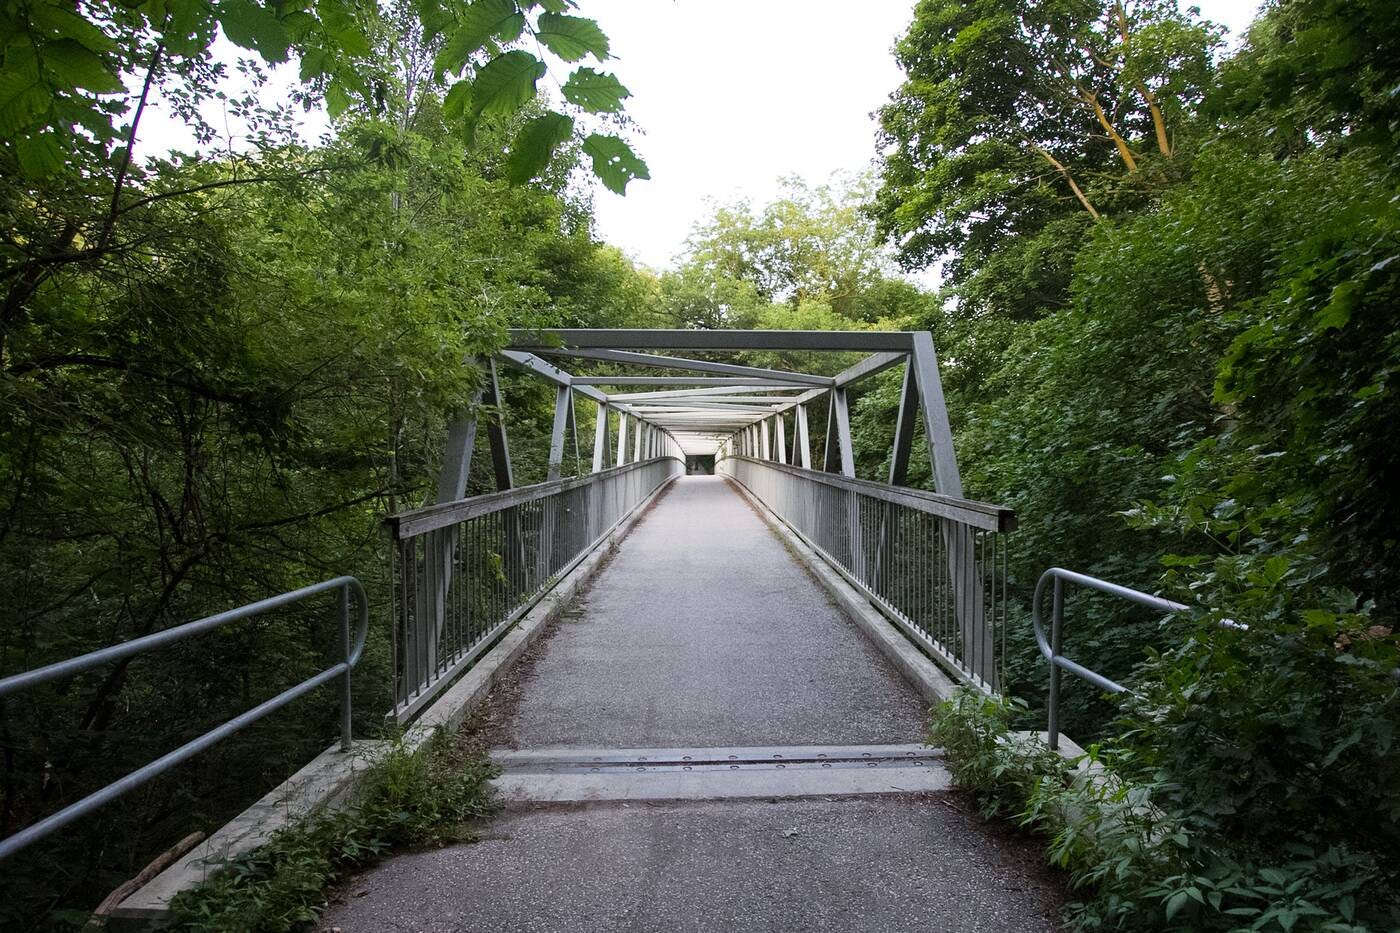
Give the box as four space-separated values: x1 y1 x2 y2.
164 732 497 932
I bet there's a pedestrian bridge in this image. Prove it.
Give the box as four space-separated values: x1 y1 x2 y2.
332 471 1058 931
2 330 1075 928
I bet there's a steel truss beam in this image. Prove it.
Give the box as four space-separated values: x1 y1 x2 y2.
623 403 783 415
608 385 805 401
572 376 810 387
509 328 915 353
834 351 908 387
532 347 835 387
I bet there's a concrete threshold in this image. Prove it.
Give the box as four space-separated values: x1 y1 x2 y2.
491 743 951 805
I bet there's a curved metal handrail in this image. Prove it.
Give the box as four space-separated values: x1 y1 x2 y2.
1032 567 1187 750
1032 567 1399 751
0 576 369 860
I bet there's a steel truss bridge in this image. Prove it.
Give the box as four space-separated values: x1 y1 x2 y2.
1 329 1190 926
384 329 1013 718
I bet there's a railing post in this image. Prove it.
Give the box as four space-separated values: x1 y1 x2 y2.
848 486 863 575
340 582 353 752
1048 576 1064 751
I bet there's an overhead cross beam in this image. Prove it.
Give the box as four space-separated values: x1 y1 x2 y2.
607 385 805 401
531 347 835 387
509 328 915 353
571 376 811 387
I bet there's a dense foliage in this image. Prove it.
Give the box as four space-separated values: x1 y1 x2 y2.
873 0 1400 927
0 0 656 925
932 691 1398 931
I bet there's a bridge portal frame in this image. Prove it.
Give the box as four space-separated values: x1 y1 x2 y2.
498 329 963 499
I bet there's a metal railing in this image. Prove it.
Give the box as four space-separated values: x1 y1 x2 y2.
718 456 1014 692
386 456 684 722
0 576 368 861
1031 566 1400 750
1031 567 1189 750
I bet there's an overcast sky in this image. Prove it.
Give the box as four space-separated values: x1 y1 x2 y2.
586 0 1263 272
138 0 1264 274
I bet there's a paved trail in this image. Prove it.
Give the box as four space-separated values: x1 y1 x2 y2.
322 477 1060 932
501 474 924 748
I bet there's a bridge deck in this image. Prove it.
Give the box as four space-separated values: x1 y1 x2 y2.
497 474 924 748
321 477 1060 931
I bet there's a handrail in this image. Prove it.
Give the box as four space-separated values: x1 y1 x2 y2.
0 576 369 861
1033 566 1400 751
387 456 685 540
720 454 1012 690
717 454 1016 532
387 457 685 722
1032 567 1190 750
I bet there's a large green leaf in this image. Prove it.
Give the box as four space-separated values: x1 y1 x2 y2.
42 39 124 93
582 133 648 194
0 71 50 137
442 79 472 119
162 0 217 56
217 0 291 62
323 77 353 118
505 111 575 184
298 46 328 81
561 67 629 113
435 0 524 75
14 131 64 177
28 2 116 54
535 12 608 62
470 50 546 117
316 0 371 57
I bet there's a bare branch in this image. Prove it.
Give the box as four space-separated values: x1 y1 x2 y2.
1025 139 1102 219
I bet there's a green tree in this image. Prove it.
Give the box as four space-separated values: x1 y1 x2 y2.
0 0 648 361
872 0 1218 277
681 175 899 321
874 0 1400 926
0 1 662 913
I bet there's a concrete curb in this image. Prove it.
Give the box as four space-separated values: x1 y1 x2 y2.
111 474 678 923
723 477 959 706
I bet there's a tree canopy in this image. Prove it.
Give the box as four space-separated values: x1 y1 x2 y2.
871 0 1400 928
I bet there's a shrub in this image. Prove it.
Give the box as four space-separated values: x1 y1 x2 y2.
930 690 1400 931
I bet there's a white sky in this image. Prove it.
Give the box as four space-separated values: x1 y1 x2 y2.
138 0 1264 274
587 0 1263 272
